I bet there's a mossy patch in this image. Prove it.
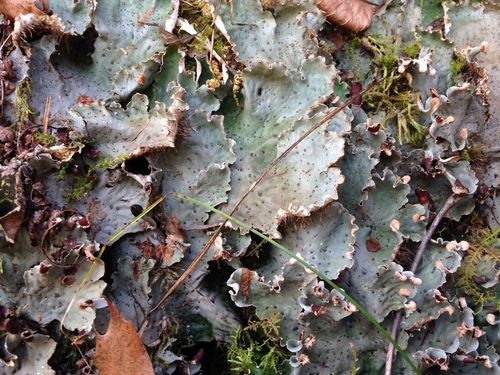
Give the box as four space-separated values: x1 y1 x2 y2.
56 153 129 202
224 312 288 374
456 225 500 310
14 79 35 125
347 34 427 145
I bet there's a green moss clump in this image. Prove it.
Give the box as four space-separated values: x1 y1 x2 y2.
55 160 71 181
363 76 426 146
14 79 35 124
56 153 129 202
177 0 243 98
0 178 14 206
64 175 95 202
33 132 57 147
224 313 287 374
90 153 129 173
178 0 225 57
402 37 421 58
347 36 364 79
456 225 500 310
350 34 426 146
461 142 485 162
365 35 399 77
450 56 467 78
56 160 95 202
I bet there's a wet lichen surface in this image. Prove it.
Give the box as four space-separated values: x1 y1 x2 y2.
0 1 499 374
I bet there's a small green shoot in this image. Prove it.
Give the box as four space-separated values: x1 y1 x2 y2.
349 342 359 375
174 192 422 375
245 238 267 258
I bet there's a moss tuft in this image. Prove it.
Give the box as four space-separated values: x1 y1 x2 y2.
461 142 485 162
224 313 287 374
33 132 57 147
450 56 467 78
350 34 427 146
456 225 500 310
401 37 421 58
56 153 129 202
14 79 35 124
363 76 426 146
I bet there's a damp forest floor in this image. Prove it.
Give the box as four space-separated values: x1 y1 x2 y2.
0 1 500 375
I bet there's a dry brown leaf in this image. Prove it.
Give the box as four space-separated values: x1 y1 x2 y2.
0 208 24 243
315 0 375 33
0 167 26 243
0 0 49 20
240 267 253 301
94 298 154 375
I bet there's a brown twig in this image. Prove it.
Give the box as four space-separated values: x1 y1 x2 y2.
182 222 226 230
384 193 463 375
138 79 383 337
43 96 51 135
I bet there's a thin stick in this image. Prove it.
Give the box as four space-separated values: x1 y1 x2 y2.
410 194 461 274
182 222 225 230
140 79 382 335
43 96 51 135
384 193 462 374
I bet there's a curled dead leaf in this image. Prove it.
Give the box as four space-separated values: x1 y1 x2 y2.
0 0 49 21
365 118 381 135
59 276 76 286
314 0 375 33
0 207 24 243
94 298 154 375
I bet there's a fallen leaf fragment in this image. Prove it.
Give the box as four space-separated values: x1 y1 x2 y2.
314 0 375 32
94 298 154 375
0 0 49 21
0 168 26 243
240 267 253 301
